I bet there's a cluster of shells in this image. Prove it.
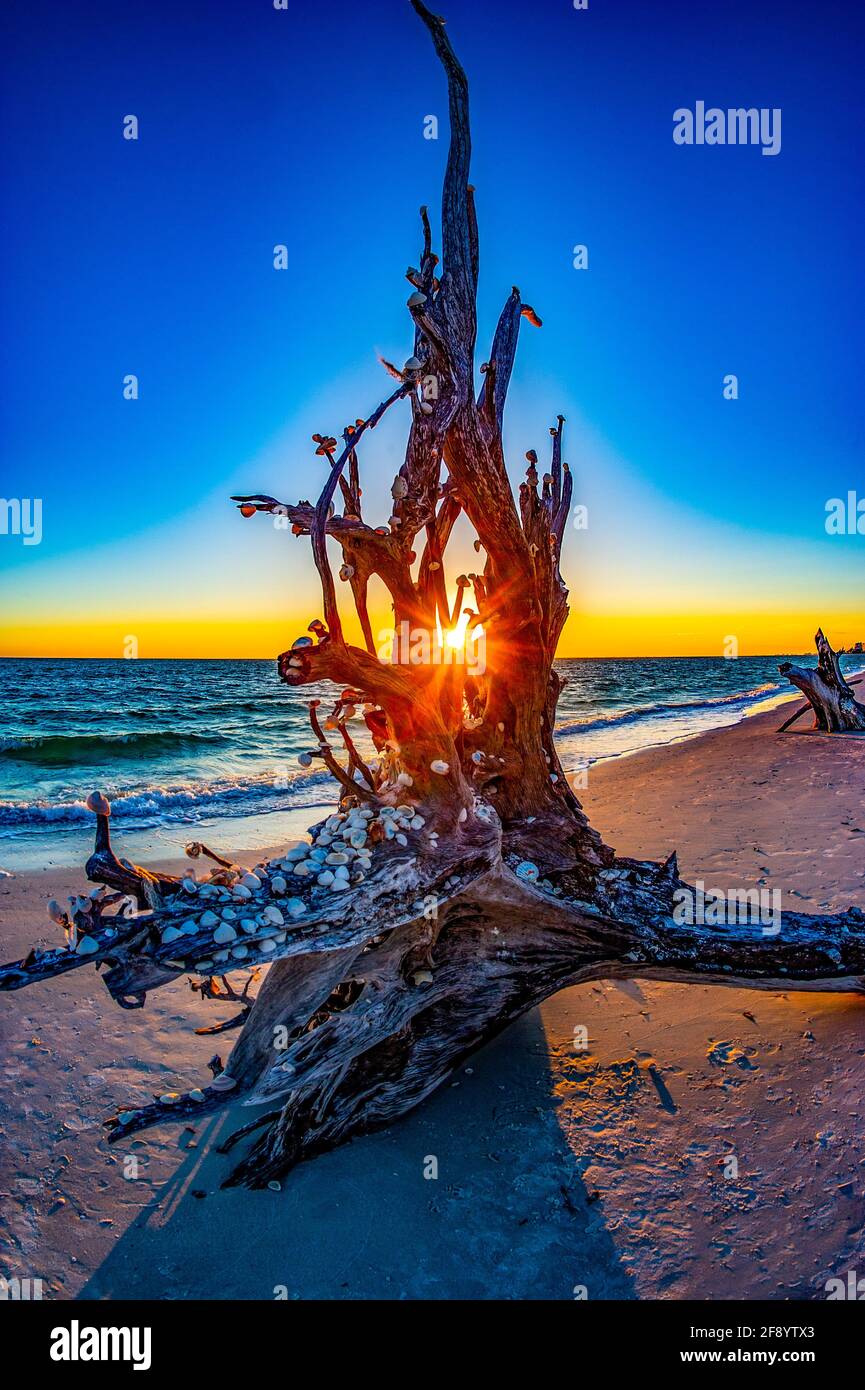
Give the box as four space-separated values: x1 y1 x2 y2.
153 800 437 975
159 865 296 975
46 885 130 958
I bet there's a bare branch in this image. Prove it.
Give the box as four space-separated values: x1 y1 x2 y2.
311 383 413 644
411 0 476 368
477 287 522 433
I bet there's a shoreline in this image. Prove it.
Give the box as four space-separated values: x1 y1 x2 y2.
579 703 865 914
0 671 826 877
5 654 864 879
3 704 860 917
1 705 864 1299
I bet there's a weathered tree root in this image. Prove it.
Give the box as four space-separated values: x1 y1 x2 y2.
780 629 865 732
218 858 865 1188
5 792 864 1185
3 1 865 1190
191 970 259 1035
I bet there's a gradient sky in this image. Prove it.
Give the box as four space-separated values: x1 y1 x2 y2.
1 0 863 658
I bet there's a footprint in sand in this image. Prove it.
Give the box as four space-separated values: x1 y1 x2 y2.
707 1040 758 1069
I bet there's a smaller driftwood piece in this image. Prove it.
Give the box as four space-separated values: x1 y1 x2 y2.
779 629 865 733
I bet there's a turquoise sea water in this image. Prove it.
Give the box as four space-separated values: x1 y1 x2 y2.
0 654 859 871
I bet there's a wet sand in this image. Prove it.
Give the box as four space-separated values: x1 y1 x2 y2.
1 706 863 1300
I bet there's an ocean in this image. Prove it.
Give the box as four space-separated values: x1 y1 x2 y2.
0 653 858 871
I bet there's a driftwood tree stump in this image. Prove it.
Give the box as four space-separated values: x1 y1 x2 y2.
3 2 865 1187
779 630 865 733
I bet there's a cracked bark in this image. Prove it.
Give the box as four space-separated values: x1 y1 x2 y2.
2 1 864 1187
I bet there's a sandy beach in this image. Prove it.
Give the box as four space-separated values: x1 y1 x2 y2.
1 705 863 1301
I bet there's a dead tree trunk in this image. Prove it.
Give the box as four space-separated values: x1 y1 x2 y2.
779 629 865 732
2 1 865 1187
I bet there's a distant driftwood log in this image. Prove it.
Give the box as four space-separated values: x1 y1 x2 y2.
3 2 865 1188
778 630 865 733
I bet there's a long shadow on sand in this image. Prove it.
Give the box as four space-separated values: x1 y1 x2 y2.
79 1008 635 1300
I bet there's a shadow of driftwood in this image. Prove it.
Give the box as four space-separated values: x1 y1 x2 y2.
78 1007 635 1301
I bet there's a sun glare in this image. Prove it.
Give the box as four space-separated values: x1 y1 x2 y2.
443 610 473 651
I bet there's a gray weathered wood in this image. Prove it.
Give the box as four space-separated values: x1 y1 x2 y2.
780 630 865 732
2 1 864 1188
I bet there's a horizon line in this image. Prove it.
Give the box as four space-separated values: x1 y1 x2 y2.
0 651 826 663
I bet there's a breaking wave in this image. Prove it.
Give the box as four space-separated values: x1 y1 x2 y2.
0 767 333 830
555 681 785 738
0 730 231 765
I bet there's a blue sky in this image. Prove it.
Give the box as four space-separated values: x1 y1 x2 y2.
1 0 863 656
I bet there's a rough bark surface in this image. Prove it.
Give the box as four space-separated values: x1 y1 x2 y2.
779 629 865 733
2 2 864 1188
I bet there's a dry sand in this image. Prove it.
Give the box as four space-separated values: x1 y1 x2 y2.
1 706 863 1301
